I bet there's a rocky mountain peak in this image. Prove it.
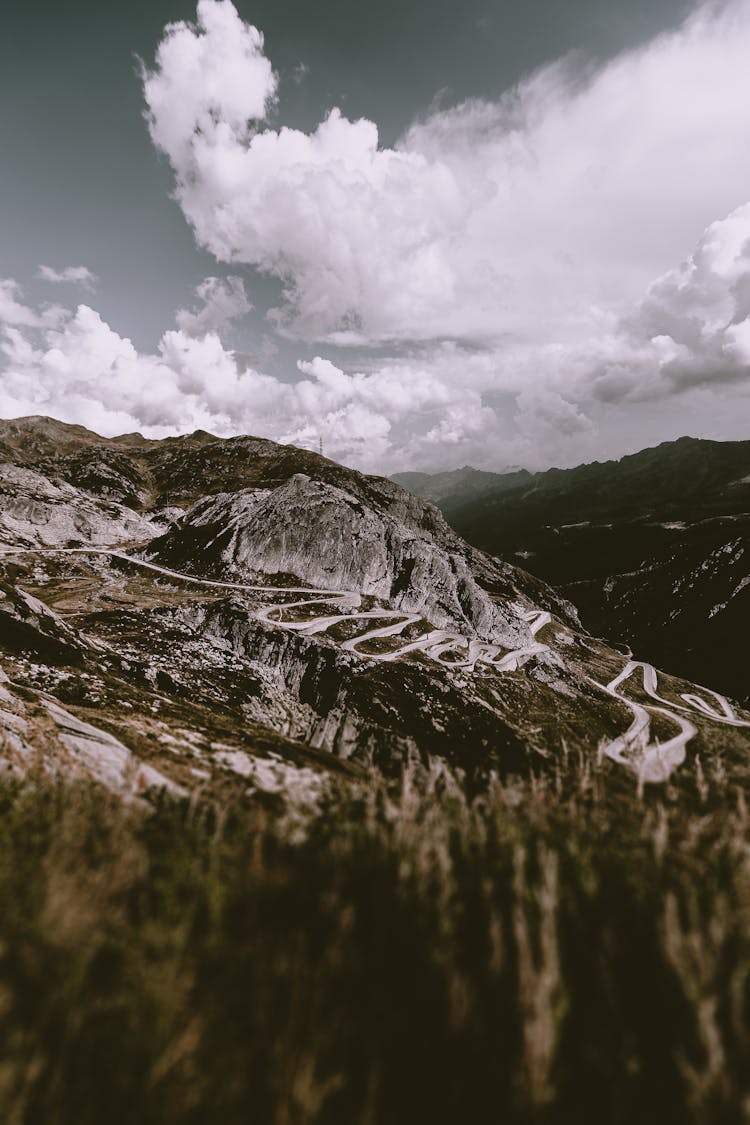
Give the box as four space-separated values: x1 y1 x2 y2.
145 472 530 645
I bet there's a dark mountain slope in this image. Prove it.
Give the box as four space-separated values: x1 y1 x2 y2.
401 437 750 703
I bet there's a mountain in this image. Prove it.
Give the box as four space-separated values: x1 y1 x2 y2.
1 416 748 802
399 437 750 704
392 465 530 504
3 416 750 1124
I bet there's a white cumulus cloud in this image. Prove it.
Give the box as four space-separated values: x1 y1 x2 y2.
542 201 750 408
37 265 98 290
143 0 750 350
175 276 252 336
0 281 410 465
0 279 65 329
1 260 748 473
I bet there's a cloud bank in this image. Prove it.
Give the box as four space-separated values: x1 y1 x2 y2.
2 198 749 473
0 277 404 464
0 274 568 467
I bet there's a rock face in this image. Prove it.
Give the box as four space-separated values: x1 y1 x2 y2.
0 579 87 665
144 474 532 645
0 463 158 548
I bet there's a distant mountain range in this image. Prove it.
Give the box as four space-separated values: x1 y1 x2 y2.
395 436 750 705
392 465 529 505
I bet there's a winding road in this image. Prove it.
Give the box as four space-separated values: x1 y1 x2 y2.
595 660 749 783
4 546 749 783
46 547 552 673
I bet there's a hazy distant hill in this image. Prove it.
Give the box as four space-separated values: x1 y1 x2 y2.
392 465 530 505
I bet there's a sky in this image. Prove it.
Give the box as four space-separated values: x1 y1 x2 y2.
1 0 750 473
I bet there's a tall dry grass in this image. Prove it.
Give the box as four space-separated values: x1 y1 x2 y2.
0 748 748 1124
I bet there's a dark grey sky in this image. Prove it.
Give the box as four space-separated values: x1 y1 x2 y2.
1 0 694 351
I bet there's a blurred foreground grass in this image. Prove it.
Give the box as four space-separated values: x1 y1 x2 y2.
0 750 748 1124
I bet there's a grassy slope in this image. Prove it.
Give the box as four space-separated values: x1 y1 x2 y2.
1 756 748 1125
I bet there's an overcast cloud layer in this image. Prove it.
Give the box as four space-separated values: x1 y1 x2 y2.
1 0 750 471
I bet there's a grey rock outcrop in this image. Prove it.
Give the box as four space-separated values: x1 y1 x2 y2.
0 464 157 548
147 473 531 646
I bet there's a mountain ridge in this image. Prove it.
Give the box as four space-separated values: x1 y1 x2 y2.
396 435 750 703
0 416 748 801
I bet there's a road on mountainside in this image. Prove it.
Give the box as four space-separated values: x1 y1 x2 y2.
56 547 552 671
595 660 749 783
3 546 749 783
